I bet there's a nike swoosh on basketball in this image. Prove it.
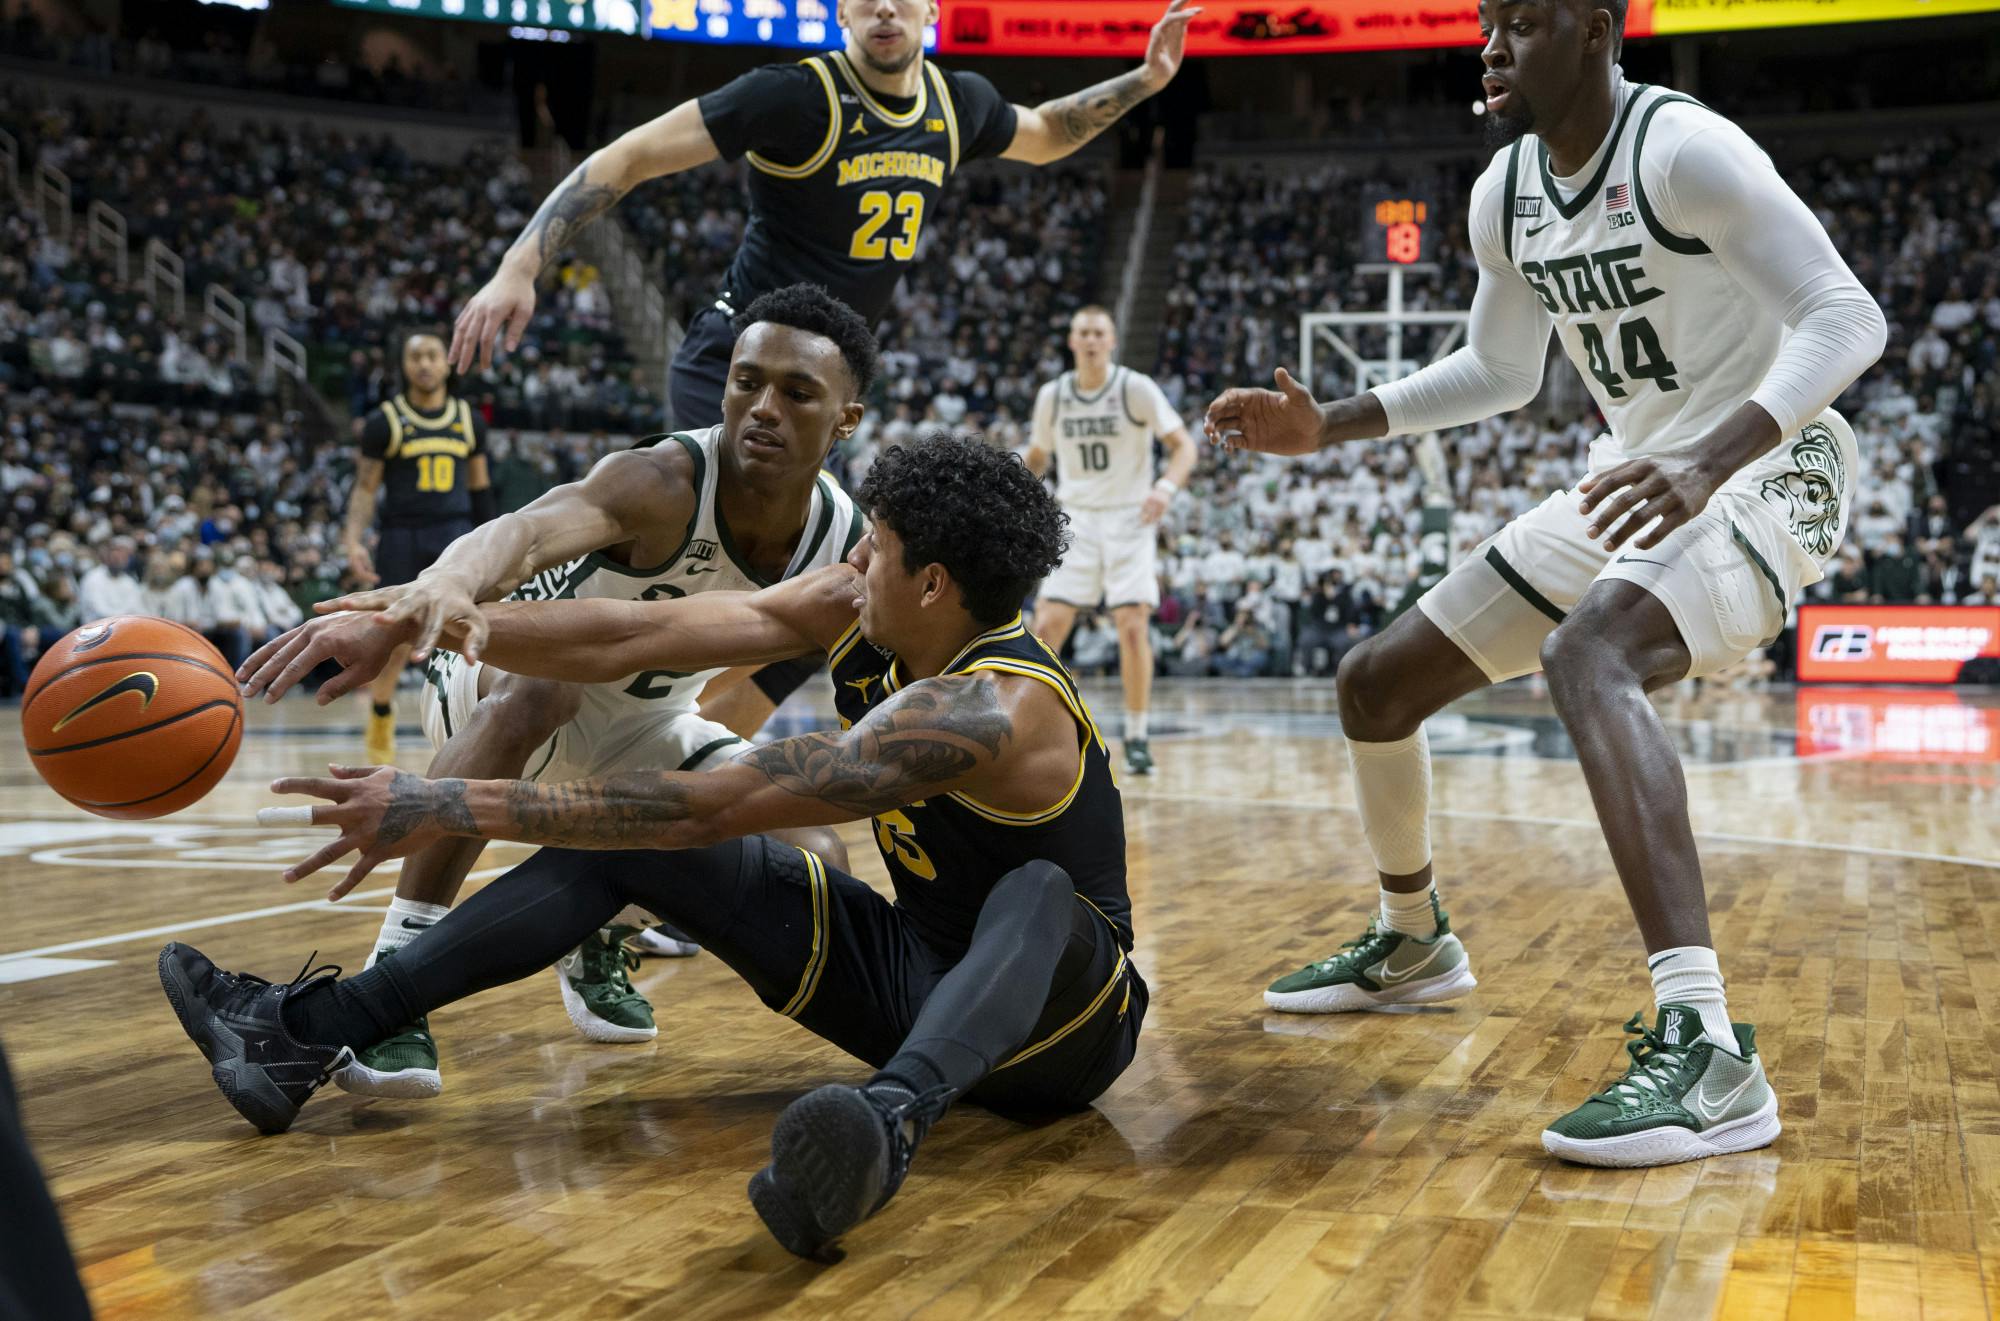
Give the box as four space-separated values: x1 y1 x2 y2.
53 670 159 733
1376 943 1443 984
1691 1069 1757 1123
1525 221 1556 238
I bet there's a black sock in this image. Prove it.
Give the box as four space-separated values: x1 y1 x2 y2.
371 702 392 718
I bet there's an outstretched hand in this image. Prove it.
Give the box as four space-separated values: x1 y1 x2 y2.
1204 367 1323 456
237 611 419 704
266 765 475 900
1143 0 1200 88
312 575 485 664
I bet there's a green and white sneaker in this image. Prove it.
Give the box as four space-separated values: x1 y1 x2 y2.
334 948 443 1099
555 926 658 1043
1263 903 1476 1013
1124 739 1155 776
1541 1006 1780 1168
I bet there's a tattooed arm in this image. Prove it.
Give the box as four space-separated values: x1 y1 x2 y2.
451 100 721 373
270 672 1081 890
1002 0 1196 166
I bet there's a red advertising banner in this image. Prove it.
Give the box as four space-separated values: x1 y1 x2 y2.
936 0 1489 56
1796 687 2000 763
1795 604 2000 685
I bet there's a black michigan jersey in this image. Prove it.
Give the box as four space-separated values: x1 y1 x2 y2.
357 394 484 527
828 613 1133 959
698 53 1018 325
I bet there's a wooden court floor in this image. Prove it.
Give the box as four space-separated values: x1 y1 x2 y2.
3 677 2000 1319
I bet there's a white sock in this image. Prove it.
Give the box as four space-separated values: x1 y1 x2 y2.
367 897 451 969
1648 946 1736 1050
1348 728 1432 876
1380 885 1439 938
1125 710 1148 741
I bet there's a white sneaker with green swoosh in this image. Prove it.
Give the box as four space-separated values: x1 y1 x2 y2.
1541 1006 1780 1167
1264 905 1476 1013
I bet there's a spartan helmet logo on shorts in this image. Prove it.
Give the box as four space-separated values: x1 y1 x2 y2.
1758 422 1846 558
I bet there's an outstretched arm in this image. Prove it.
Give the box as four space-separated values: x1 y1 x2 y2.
1002 0 1196 165
239 561 860 703
452 100 720 372
271 670 1037 889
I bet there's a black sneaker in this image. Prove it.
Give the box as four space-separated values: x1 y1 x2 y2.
1124 737 1155 776
747 1082 953 1262
156 943 354 1135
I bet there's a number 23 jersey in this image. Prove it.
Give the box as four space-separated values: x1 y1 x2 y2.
696 53 1019 326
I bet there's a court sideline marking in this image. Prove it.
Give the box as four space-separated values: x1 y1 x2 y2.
1122 790 2000 872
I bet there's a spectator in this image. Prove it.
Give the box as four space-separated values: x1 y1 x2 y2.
77 536 144 621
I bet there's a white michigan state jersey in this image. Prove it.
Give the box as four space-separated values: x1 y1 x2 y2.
508 425 862 715
1032 367 1184 509
1495 79 1855 579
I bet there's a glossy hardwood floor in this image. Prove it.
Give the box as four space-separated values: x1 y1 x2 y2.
3 677 1998 1319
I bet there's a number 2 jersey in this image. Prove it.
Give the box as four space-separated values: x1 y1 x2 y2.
695 53 1019 325
509 426 863 720
827 614 1134 960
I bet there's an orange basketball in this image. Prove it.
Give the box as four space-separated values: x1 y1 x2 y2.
22 615 245 820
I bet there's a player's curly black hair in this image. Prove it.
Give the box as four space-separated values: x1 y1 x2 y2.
859 435 1071 627
733 283 879 399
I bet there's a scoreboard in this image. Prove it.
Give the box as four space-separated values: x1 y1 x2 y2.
333 0 2000 52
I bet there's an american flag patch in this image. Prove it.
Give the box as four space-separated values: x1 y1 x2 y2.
1606 183 1631 211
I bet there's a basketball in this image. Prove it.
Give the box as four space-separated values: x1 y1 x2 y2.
21 616 244 821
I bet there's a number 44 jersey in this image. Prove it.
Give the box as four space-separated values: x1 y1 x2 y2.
508 426 863 719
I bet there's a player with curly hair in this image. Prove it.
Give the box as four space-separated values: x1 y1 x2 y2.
163 435 1148 1263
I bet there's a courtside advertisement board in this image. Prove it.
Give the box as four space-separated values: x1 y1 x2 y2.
1796 604 2000 684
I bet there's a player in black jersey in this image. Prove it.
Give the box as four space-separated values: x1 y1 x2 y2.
444 0 1194 737
343 330 495 762
159 436 1146 1262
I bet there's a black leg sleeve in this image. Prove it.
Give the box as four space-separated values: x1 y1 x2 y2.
874 860 1075 1099
289 848 627 1050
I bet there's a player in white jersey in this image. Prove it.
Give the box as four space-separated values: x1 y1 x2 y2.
1207 0 1885 1168
1026 306 1195 775
240 286 873 1097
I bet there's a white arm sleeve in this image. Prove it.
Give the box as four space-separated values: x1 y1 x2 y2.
1649 119 1887 436
1370 162 1553 437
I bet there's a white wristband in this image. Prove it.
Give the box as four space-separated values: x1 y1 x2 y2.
1153 478 1179 497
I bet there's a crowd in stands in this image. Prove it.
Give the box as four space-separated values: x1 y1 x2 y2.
0 4 491 116
1 86 644 431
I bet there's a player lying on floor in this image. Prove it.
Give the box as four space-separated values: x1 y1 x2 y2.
160 435 1147 1263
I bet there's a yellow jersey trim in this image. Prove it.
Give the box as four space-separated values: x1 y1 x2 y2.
748 57 842 179
458 399 477 448
944 658 1092 825
394 393 457 429
828 618 866 670
996 937 1126 1069
883 615 1028 694
778 848 831 1017
830 51 927 128
380 402 404 460
927 63 960 174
